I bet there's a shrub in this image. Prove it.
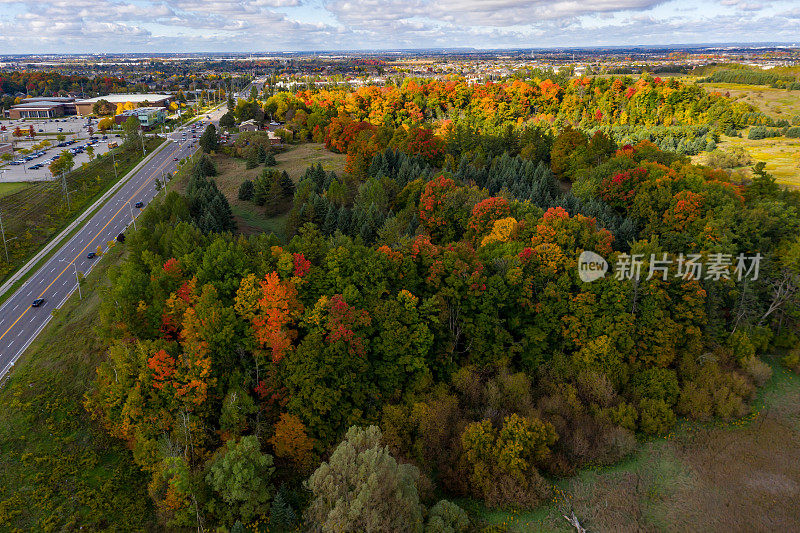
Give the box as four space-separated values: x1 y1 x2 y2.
703 147 753 168
782 348 800 373
631 368 680 407
637 398 675 435
424 500 470 533
743 356 772 386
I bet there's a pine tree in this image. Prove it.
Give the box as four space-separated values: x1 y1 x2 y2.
264 178 285 217
238 180 254 201
268 485 297 532
279 170 295 197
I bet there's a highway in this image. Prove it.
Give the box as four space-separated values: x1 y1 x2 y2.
0 107 226 380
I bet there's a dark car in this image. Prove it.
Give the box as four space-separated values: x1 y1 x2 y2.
31 298 46 308
87 252 96 259
116 233 125 242
134 201 144 208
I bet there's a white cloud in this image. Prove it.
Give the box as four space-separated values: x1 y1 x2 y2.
0 0 796 53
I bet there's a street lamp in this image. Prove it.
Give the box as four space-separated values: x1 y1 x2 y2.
60 258 82 300
127 200 137 231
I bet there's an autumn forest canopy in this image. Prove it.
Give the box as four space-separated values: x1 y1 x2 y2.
83 74 800 531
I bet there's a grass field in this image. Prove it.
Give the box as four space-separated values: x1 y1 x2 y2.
0 182 30 198
701 82 800 121
0 244 155 531
695 83 800 188
692 133 800 189
212 143 345 239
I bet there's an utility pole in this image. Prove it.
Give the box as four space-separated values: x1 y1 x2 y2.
139 124 146 156
0 210 10 262
61 171 71 210
111 146 118 181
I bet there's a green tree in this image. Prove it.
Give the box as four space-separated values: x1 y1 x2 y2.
238 180 254 201
205 435 275 525
305 426 424 533
123 115 141 146
219 111 236 129
49 150 74 180
199 123 219 153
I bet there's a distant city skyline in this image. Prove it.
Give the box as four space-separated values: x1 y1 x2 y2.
1 0 799 55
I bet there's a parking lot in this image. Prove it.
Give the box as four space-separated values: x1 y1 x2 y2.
0 135 120 182
0 114 206 183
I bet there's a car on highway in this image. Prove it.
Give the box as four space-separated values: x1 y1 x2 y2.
87 252 96 259
173 157 179 161
31 298 46 308
134 201 144 208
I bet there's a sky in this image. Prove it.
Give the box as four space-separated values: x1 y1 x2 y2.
0 0 799 54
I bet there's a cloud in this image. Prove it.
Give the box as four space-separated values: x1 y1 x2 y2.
0 0 796 53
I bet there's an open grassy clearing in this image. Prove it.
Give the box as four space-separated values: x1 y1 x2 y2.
0 244 155 531
700 82 800 121
692 133 800 188
211 143 346 238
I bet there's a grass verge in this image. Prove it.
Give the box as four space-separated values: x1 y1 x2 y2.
0 244 155 531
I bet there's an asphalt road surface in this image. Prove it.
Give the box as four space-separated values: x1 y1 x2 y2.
0 108 225 380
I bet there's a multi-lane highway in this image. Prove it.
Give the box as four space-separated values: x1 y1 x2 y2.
0 107 225 379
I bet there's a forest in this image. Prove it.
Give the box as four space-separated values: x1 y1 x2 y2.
84 74 800 531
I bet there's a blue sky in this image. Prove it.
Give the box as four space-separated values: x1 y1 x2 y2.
0 0 798 54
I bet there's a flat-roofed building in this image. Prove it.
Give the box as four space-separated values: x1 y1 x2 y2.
6 97 77 119
75 94 171 116
114 106 167 129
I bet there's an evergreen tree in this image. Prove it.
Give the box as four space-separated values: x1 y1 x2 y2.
238 180 254 201
279 170 295 197
199 124 219 153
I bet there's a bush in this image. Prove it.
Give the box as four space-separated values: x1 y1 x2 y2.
748 126 781 140
425 500 470 533
782 348 800 373
785 127 800 138
237 180 254 201
743 356 772 386
637 398 676 435
703 147 753 168
631 368 680 407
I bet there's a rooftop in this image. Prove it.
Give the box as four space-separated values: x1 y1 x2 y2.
78 94 171 104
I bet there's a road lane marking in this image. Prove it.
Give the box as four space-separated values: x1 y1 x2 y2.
0 144 181 347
